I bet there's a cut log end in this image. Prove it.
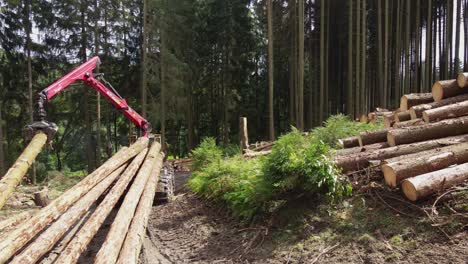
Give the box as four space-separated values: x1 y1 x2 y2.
432 82 443 101
457 73 468 88
422 111 429 123
382 164 397 188
401 180 418 201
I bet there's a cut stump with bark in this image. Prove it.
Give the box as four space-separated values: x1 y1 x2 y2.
33 189 50 207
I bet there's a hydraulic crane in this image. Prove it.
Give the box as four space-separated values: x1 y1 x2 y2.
24 56 151 141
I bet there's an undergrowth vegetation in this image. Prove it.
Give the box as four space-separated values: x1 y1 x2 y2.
188 115 381 221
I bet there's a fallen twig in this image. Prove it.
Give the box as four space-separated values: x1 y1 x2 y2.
311 243 340 264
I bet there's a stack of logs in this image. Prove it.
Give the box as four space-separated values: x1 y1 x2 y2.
336 72 468 202
0 137 165 264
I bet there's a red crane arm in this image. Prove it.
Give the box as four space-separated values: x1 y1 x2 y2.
37 56 151 136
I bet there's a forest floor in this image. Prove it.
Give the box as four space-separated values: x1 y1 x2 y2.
139 171 468 264
1 169 467 263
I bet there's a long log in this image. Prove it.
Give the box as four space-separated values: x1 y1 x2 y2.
38 210 92 264
422 100 468 123
0 132 47 210
53 148 149 264
0 211 32 232
409 93 468 119
334 134 468 172
0 137 148 264
116 154 165 264
400 93 433 111
387 116 468 147
358 129 389 146
338 136 360 148
457 72 468 88
394 111 411 122
392 118 425 129
10 165 128 264
334 142 388 156
94 142 162 264
432 79 466 101
402 162 468 201
382 142 468 188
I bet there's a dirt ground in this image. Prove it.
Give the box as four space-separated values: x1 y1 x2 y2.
139 172 468 264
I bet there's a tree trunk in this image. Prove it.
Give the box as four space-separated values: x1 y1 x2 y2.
55 148 149 264
0 103 4 176
94 143 162 264
335 134 468 172
358 129 389 147
347 0 354 116
338 136 360 149
267 0 274 140
394 111 411 122
0 133 47 210
426 0 432 89
0 138 148 263
387 116 468 146
356 0 361 115
423 100 468 123
161 25 167 147
383 0 389 107
382 142 468 188
0 211 31 233
377 0 383 106
457 73 468 88
239 117 249 153
116 154 164 264
297 0 304 130
432 79 467 101
141 0 148 119
94 0 102 167
404 0 410 94
454 0 462 74
361 0 366 114
10 165 128 264
410 93 468 119
402 162 468 201
399 93 433 111
319 0 325 122
414 0 420 92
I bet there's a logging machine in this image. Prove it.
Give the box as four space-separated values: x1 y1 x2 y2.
24 56 151 142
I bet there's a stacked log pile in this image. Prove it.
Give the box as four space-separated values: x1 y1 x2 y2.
337 72 468 202
0 137 166 263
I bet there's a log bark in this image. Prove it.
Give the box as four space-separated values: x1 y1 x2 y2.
54 148 150 264
400 93 433 111
392 118 425 128
410 93 468 119
334 134 468 172
358 129 389 146
0 132 47 210
382 142 468 188
394 111 411 122
432 79 466 101
338 136 359 148
0 211 31 232
11 165 127 264
457 72 468 88
334 142 388 156
402 162 468 201
387 116 468 146
383 114 395 128
94 142 162 264
243 150 272 158
422 100 468 123
0 137 148 264
116 153 165 264
33 189 51 207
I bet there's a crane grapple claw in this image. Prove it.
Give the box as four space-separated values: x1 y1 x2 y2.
24 121 58 143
